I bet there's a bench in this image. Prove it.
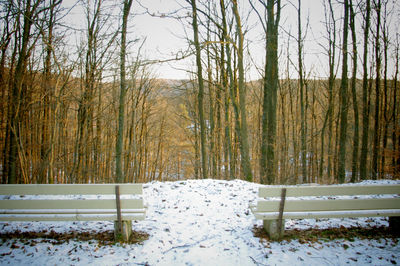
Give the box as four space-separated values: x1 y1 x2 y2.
0 184 145 241
250 184 400 240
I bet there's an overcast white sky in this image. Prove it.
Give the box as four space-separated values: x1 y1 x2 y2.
61 0 399 80
132 0 331 80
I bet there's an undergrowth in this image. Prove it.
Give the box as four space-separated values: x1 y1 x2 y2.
0 229 149 246
253 224 400 243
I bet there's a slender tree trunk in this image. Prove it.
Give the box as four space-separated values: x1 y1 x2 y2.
372 0 381 180
319 108 329 181
206 20 216 179
349 0 359 182
337 0 349 183
360 0 371 180
392 36 399 172
220 0 234 180
116 0 133 183
284 35 298 184
326 0 336 182
194 108 200 179
260 0 281 184
297 0 307 183
380 4 389 177
223 6 241 180
232 0 252 182
190 0 208 179
279 83 288 183
215 57 223 180
39 4 54 184
320 0 338 181
94 75 103 183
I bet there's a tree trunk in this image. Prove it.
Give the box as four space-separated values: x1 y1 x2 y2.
39 14 53 183
206 19 216 179
220 0 234 180
326 0 337 182
392 36 399 173
190 0 208 180
260 0 281 184
297 0 307 184
349 0 359 183
116 0 133 183
360 0 371 180
380 3 389 177
337 0 349 183
372 0 381 180
232 0 253 182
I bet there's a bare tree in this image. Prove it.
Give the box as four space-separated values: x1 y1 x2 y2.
71 0 118 183
116 0 133 183
360 0 371 180
380 0 390 177
296 0 308 183
1 0 16 183
337 0 349 183
349 0 359 182
219 0 234 180
188 0 208 179
372 0 381 179
231 0 253 182
7 0 46 184
392 34 399 174
253 0 281 184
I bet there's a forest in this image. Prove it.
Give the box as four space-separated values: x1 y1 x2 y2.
0 0 399 185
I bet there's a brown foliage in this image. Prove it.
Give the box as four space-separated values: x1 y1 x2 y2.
253 223 400 243
0 228 149 245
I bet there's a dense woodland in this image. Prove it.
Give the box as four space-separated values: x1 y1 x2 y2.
0 0 399 185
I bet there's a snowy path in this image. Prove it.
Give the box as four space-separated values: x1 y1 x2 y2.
0 179 399 265
135 180 263 265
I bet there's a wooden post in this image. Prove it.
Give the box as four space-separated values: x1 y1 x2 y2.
263 188 286 240
115 185 122 234
114 220 132 242
277 188 287 239
114 185 133 242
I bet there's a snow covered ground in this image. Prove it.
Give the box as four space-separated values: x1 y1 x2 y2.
0 179 399 265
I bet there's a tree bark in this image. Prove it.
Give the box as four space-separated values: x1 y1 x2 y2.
116 0 133 183
360 0 371 180
349 0 359 183
190 0 208 179
219 0 234 180
392 35 399 173
297 0 307 184
326 0 337 182
380 2 389 177
206 13 216 179
372 0 381 180
337 0 349 183
232 0 253 182
260 0 281 184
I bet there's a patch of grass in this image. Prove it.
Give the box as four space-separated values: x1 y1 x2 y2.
128 230 149 244
253 225 400 243
0 229 149 246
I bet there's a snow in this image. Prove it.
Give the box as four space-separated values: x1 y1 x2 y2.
0 179 399 265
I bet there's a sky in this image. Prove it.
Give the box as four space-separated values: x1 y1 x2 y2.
133 0 190 79
61 0 399 80
132 0 330 80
